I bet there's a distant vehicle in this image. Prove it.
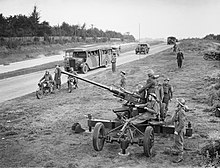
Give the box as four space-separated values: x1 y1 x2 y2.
135 43 150 54
63 46 112 74
167 36 178 45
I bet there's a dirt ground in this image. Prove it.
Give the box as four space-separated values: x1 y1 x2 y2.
0 39 220 168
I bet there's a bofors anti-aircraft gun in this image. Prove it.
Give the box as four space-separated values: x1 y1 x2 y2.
61 70 190 156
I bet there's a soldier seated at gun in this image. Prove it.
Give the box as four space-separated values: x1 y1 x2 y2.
132 93 160 124
134 69 165 120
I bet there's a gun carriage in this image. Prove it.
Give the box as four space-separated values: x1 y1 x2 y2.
61 70 191 156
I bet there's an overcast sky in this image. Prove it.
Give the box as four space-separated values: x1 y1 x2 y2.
1 0 220 39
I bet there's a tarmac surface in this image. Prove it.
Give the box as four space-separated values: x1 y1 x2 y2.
0 43 172 103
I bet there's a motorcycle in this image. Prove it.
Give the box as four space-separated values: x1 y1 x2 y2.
67 77 78 93
36 81 54 99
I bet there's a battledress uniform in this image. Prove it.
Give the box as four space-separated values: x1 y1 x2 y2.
162 83 173 112
40 73 54 92
120 75 126 89
138 77 156 100
166 105 186 161
54 66 61 89
132 94 159 124
177 51 184 68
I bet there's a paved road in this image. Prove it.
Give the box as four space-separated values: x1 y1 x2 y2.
0 43 172 103
0 43 135 74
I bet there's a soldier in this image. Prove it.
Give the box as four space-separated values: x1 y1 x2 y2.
54 64 62 90
164 98 186 163
137 69 157 100
177 49 184 68
120 71 126 89
111 53 117 72
155 79 166 120
132 93 159 124
162 77 173 114
136 84 147 103
173 43 177 52
39 70 54 92
67 67 78 89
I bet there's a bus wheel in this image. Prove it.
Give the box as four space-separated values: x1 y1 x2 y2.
82 64 88 74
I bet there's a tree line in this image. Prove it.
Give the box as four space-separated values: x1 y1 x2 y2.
0 6 135 48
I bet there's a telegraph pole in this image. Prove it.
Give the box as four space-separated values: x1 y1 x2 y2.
139 23 140 43
139 23 140 60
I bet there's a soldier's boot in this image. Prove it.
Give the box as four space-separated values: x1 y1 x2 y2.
163 146 179 155
172 154 183 163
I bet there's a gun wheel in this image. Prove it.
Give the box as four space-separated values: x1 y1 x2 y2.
93 122 105 151
36 89 43 99
143 126 154 157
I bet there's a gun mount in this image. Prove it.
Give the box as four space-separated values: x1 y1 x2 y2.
61 70 192 156
61 70 145 104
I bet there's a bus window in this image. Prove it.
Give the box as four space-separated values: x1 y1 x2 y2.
73 51 86 58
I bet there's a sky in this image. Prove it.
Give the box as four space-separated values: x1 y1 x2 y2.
0 0 220 40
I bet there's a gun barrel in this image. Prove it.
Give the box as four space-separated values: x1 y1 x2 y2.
61 70 143 100
61 70 111 91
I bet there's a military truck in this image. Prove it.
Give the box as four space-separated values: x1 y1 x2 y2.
135 43 150 54
167 36 178 45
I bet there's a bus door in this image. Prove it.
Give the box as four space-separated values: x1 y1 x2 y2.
100 49 108 66
98 49 102 66
89 50 99 69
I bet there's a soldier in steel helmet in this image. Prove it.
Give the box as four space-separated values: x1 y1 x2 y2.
132 93 160 124
54 64 62 90
162 77 173 114
39 70 54 92
137 69 157 101
164 98 186 163
176 48 184 68
120 71 126 89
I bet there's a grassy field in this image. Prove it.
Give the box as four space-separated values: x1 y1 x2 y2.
0 39 219 168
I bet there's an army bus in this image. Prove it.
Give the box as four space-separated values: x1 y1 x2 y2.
63 46 112 74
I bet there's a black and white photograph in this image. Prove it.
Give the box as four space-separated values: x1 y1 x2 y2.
0 0 220 167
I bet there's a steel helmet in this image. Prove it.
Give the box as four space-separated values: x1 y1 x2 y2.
176 98 186 107
164 77 170 81
120 71 126 75
149 93 157 100
72 123 85 133
147 69 154 76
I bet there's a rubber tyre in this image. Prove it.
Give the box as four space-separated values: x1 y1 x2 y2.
36 89 43 99
93 122 105 151
82 64 88 74
143 126 154 157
